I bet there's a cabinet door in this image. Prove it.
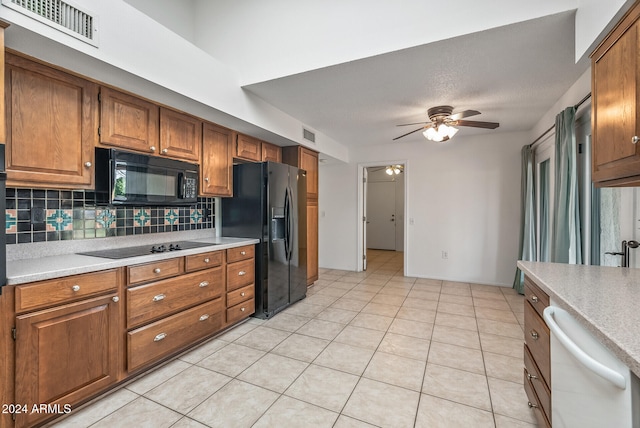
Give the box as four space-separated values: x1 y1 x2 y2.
201 122 233 196
307 199 319 285
300 147 319 199
159 107 201 161
99 87 159 154
592 10 640 184
5 53 97 188
261 141 281 162
236 134 261 161
15 293 120 428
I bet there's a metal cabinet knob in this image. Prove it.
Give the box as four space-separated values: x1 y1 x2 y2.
240 251 246 256
150 146 156 152
199 281 209 288
112 296 119 303
241 307 246 312
154 268 161 274
240 292 245 297
153 294 166 302
204 177 210 182
530 330 539 340
204 258 210 263
238 271 246 276
162 148 168 154
530 295 539 303
527 401 538 409
154 333 167 342
633 136 639 145
71 285 80 292
84 162 92 168
527 373 538 381
199 314 209 321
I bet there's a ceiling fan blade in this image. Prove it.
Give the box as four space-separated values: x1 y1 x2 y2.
393 126 426 141
397 121 431 127
454 120 500 129
448 110 481 121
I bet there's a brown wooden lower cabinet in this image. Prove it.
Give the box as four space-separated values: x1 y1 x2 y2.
9 245 256 427
15 293 121 428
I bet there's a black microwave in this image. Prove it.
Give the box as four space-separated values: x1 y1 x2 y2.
95 148 199 206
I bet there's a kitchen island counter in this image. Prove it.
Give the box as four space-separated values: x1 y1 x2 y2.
518 261 640 378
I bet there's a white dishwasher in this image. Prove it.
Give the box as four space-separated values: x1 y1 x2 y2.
543 303 640 428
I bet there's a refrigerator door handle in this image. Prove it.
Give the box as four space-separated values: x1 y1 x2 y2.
284 187 290 259
287 186 294 261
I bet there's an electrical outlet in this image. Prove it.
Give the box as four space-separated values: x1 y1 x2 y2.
442 250 448 259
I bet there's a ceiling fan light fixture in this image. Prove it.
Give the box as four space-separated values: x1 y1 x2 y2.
385 165 403 175
385 166 394 175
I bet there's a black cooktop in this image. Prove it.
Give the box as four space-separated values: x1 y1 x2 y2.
79 241 217 259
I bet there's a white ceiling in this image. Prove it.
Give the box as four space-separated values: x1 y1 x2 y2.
242 11 588 150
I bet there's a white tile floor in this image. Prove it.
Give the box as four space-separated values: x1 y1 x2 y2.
50 250 537 428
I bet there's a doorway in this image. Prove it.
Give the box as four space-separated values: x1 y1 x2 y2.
357 162 407 273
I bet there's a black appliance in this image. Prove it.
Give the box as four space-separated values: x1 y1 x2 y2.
79 241 216 259
222 162 307 319
95 148 198 206
0 145 5 293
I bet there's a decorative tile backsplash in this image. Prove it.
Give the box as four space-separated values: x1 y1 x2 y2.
5 188 215 245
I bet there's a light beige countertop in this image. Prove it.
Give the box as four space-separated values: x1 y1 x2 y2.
518 261 640 378
7 234 259 285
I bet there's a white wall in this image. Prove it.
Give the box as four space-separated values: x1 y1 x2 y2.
192 0 577 85
319 131 526 286
125 0 196 43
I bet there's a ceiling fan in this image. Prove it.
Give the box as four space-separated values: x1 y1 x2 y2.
393 106 499 142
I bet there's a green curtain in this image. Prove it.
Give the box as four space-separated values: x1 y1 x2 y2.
513 145 536 294
551 107 582 264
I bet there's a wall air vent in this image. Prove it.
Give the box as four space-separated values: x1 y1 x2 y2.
303 128 316 144
2 0 98 46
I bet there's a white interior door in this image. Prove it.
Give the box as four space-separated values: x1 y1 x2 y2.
367 181 396 250
362 168 368 270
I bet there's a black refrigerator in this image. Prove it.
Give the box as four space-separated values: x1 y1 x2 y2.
222 162 307 319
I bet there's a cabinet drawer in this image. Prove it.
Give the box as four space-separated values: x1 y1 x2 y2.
185 250 224 272
127 267 224 328
524 368 551 428
524 301 550 386
227 283 254 308
15 269 118 313
127 297 224 371
524 277 549 319
524 344 551 423
226 297 255 325
227 245 254 263
128 258 183 285
227 259 254 291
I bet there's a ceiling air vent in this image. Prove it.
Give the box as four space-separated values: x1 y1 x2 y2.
303 128 316 144
3 0 98 45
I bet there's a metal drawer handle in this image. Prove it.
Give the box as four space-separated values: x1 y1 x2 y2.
112 296 120 303
72 285 81 292
238 271 246 276
153 294 166 302
199 314 209 321
154 268 161 274
530 330 539 340
154 333 167 342
162 148 168 154
240 292 246 297
527 401 538 409
632 136 639 145
241 307 246 312
240 251 246 255
527 373 538 381
84 162 92 168
199 281 209 288
530 295 539 303
204 258 210 263
150 146 156 152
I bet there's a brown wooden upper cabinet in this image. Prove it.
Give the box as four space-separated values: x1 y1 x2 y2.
235 133 262 161
5 52 98 189
262 141 282 163
99 87 159 154
201 122 234 197
159 107 201 162
592 2 640 186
